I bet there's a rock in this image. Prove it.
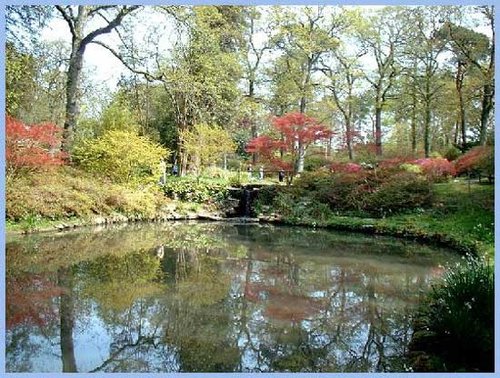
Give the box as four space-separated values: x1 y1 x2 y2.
198 211 225 221
91 216 107 225
184 212 199 220
227 217 260 223
106 213 128 224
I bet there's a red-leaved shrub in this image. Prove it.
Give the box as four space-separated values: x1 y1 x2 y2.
455 146 494 180
6 116 66 177
413 157 456 182
330 162 363 173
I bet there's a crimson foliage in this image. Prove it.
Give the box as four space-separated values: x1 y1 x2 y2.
455 146 494 179
246 112 332 175
6 116 66 176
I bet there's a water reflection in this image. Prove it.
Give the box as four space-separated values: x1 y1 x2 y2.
6 222 457 372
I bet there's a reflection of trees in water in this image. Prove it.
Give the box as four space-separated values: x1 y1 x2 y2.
6 223 457 372
160 248 241 372
6 245 169 372
58 267 77 372
226 248 429 372
88 296 174 373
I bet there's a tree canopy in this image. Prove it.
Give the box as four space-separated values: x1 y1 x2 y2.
6 5 494 174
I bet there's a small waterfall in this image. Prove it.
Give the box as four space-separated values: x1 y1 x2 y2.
234 186 258 218
241 188 252 217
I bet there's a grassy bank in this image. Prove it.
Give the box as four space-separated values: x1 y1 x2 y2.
6 167 172 233
256 179 494 258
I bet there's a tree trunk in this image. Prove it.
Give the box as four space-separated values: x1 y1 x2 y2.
295 142 305 174
424 101 431 158
479 82 493 145
296 95 307 172
248 80 259 164
250 119 258 165
61 46 85 153
455 61 467 149
480 11 494 146
346 118 354 160
375 106 382 156
411 91 417 156
57 5 140 154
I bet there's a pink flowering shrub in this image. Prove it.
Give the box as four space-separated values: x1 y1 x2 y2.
413 158 456 182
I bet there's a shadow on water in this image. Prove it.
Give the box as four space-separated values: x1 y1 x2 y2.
5 222 460 373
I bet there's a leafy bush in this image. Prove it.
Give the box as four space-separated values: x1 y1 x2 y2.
181 123 236 175
6 116 66 179
423 257 494 371
455 145 494 179
413 158 456 182
443 146 461 161
365 172 433 217
400 163 422 174
163 177 229 203
329 162 362 173
293 170 433 217
73 130 169 185
304 154 333 171
254 185 280 207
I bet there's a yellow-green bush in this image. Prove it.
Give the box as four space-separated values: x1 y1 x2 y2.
72 130 169 185
6 167 166 221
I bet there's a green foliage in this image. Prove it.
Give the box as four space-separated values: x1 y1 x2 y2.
73 130 169 185
18 214 44 233
182 123 236 175
95 98 140 136
443 146 461 161
400 163 422 174
254 185 280 207
163 177 229 203
285 169 434 217
303 154 333 171
366 172 433 217
6 43 36 117
422 257 494 371
6 41 68 125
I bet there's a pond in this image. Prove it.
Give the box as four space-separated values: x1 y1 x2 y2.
5 221 460 373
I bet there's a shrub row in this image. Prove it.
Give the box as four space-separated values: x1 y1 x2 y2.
270 171 433 217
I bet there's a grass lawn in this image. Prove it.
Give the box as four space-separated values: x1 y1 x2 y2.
388 180 494 257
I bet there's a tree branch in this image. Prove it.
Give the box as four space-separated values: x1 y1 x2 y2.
80 6 141 48
89 40 164 82
55 5 76 39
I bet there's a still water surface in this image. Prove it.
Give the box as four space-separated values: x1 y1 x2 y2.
6 222 460 372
